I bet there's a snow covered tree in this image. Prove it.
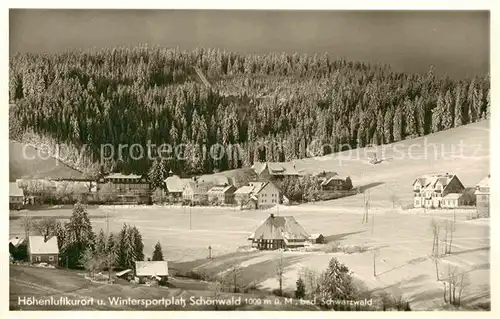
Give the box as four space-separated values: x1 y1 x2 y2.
319 257 357 310
148 157 168 190
96 229 106 256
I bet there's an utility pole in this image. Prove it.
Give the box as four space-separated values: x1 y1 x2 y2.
208 246 212 259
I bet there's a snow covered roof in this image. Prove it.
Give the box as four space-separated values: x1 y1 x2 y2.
135 261 169 277
235 185 255 194
9 236 25 248
477 175 490 188
116 269 133 277
165 175 187 193
251 214 310 241
104 173 143 180
443 193 464 200
28 236 59 254
10 182 24 197
253 162 302 176
207 185 235 194
197 174 230 186
414 173 461 190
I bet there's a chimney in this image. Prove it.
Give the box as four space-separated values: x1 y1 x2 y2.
44 235 48 243
270 213 274 218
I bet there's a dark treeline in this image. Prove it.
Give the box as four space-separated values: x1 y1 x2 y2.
9 46 490 177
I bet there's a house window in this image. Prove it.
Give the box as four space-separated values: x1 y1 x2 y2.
49 256 54 261
35 256 41 262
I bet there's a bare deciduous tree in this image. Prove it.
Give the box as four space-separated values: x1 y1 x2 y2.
443 265 469 307
446 220 456 254
430 219 441 257
299 266 320 299
32 216 58 240
21 215 32 239
226 263 242 293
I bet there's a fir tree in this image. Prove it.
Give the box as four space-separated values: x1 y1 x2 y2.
96 229 106 256
453 86 464 127
393 107 403 142
295 277 306 299
152 241 164 261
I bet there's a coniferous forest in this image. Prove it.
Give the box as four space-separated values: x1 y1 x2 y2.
9 46 490 177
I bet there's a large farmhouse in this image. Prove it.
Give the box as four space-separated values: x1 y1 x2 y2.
475 174 490 217
248 214 310 250
28 235 59 265
99 173 150 193
413 173 466 208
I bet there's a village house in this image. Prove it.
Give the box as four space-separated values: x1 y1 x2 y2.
182 180 209 205
10 182 25 210
413 173 466 208
98 173 151 204
207 185 237 205
134 261 169 286
28 235 59 265
475 174 490 217
17 178 57 205
253 162 303 182
441 193 473 209
315 171 353 191
235 181 281 209
234 185 255 207
163 172 190 202
248 213 311 250
99 173 150 194
9 236 26 261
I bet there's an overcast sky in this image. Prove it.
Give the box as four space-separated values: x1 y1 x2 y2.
9 10 489 79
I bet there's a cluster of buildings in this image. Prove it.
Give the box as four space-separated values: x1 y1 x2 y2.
9 235 59 266
9 234 170 286
412 173 490 217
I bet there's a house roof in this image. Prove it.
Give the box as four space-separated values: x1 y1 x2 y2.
104 173 143 180
10 182 24 197
183 181 210 194
28 236 59 254
477 175 490 188
309 234 324 240
235 185 255 194
253 162 303 176
9 236 25 248
135 261 169 277
207 185 235 194
443 193 464 200
116 269 133 277
250 215 310 241
165 175 187 193
321 175 348 186
414 173 462 191
197 174 230 186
